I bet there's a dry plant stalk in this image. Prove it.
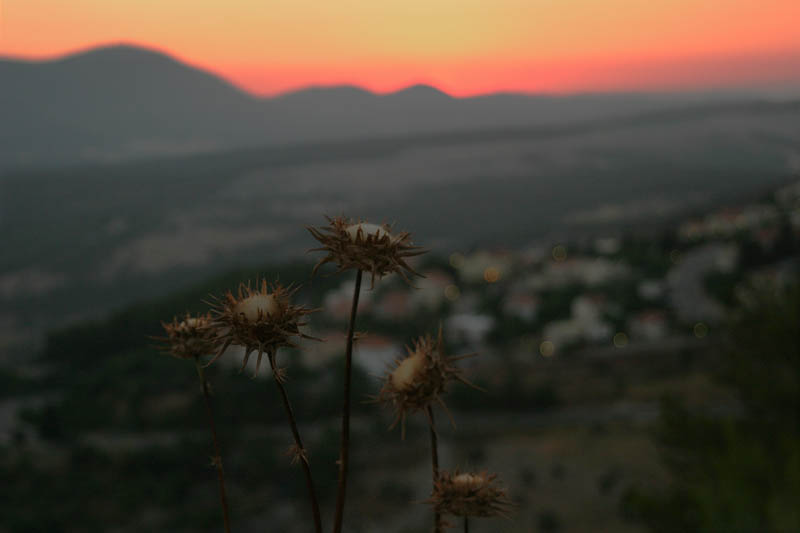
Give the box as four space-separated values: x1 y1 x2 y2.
375 327 480 532
151 218 517 533
157 313 232 533
266 346 323 533
308 216 424 533
428 406 443 533
207 279 322 533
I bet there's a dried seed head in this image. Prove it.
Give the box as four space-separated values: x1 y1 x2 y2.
453 473 483 488
307 216 425 288
428 469 513 518
158 312 217 360
376 327 478 436
390 350 426 391
345 222 390 242
234 293 279 322
206 279 317 375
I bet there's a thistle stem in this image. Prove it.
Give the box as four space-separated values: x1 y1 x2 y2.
333 268 363 533
464 517 469 533
195 361 232 533
268 350 323 533
428 406 443 533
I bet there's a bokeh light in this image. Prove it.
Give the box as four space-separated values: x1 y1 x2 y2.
694 322 709 338
449 252 465 269
540 340 555 357
484 267 501 283
613 332 629 348
444 284 461 301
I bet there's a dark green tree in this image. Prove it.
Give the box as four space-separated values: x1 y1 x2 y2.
622 280 800 533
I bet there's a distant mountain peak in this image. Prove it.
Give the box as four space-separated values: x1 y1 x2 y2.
84 42 159 54
388 84 452 98
50 42 177 65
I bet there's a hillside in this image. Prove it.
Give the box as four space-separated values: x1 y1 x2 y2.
2 96 800 360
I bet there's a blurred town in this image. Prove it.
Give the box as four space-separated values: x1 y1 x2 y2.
299 179 800 375
1 177 798 533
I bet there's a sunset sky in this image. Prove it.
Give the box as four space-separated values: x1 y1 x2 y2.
2 0 800 96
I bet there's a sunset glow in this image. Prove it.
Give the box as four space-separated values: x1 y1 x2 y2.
2 0 800 96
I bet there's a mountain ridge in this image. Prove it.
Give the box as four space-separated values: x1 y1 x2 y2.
5 43 800 101
1 44 454 99
2 43 798 174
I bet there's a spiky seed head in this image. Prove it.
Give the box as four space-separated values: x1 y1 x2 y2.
307 216 426 288
158 312 217 360
452 473 484 489
234 293 279 322
207 279 317 375
376 327 477 436
345 222 390 242
391 350 426 391
428 469 513 518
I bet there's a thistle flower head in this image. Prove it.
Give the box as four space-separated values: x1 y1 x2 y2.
206 279 316 375
428 469 513 518
307 216 425 288
158 312 218 360
376 327 477 436
345 222 390 241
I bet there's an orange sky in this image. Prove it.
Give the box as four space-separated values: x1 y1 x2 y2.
2 0 800 96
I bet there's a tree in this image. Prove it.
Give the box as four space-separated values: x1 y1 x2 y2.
622 281 800 532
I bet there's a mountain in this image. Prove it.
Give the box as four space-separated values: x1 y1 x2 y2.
0 45 270 167
3 43 789 173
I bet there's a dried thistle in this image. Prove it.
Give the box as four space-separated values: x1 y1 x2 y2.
307 216 425 288
154 312 232 533
308 216 425 533
428 469 513 518
157 312 218 360
206 279 317 375
376 327 478 437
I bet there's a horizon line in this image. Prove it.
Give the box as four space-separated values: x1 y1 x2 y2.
2 40 800 100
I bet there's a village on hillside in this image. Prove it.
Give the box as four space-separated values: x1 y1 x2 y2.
294 179 800 376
